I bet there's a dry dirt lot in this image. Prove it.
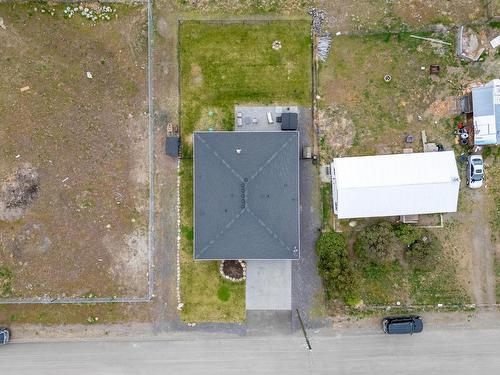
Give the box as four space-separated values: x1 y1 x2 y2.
168 0 486 31
0 4 149 299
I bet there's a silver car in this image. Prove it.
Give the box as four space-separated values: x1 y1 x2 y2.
467 155 484 189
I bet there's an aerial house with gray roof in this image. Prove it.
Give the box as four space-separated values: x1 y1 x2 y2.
193 131 300 260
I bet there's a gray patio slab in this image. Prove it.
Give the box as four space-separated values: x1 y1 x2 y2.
235 105 299 132
246 260 292 310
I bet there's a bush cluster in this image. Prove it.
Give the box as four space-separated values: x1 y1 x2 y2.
316 232 359 306
353 221 399 263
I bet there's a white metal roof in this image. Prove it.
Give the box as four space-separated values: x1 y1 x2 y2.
472 79 500 145
331 151 460 219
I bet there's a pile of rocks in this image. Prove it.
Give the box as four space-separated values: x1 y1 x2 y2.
317 34 332 62
308 7 325 35
63 4 116 22
309 7 332 62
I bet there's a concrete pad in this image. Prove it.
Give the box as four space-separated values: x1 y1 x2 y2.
246 260 291 310
246 310 292 335
235 105 299 132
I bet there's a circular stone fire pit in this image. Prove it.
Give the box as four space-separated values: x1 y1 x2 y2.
220 260 246 282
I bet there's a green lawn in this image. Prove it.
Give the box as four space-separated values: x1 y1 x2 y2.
178 21 312 322
179 20 312 156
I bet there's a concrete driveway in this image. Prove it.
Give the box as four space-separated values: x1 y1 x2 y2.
246 260 292 310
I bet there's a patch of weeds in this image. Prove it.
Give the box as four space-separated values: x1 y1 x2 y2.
489 162 500 242
321 184 332 228
37 312 48 321
489 21 500 29
0 267 13 297
409 266 470 305
381 32 392 43
316 231 360 306
495 255 500 303
347 222 467 307
483 146 492 161
217 285 231 302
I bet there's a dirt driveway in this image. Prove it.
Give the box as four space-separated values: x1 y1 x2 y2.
440 181 497 307
462 190 497 305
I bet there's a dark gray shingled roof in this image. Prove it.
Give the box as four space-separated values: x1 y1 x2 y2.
193 131 300 260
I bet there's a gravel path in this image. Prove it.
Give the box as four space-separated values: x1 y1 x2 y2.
291 107 324 330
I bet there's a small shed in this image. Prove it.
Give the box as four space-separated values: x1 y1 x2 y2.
472 79 500 145
331 151 460 219
280 112 298 131
165 136 180 157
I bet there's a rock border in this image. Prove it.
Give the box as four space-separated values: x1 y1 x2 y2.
219 260 246 282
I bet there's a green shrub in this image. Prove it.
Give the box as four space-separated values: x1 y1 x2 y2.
354 222 399 263
217 285 230 302
404 231 442 269
0 267 12 297
394 223 422 246
316 232 359 305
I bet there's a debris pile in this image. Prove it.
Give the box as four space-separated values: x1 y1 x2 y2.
317 34 332 62
308 7 325 34
0 163 40 222
456 26 484 62
309 8 332 62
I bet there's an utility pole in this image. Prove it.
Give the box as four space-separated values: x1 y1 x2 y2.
296 309 312 351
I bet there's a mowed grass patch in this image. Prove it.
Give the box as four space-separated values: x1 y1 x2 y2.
179 20 312 156
320 32 458 156
178 21 311 322
179 159 245 322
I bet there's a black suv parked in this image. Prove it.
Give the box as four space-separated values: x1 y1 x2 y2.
382 316 423 334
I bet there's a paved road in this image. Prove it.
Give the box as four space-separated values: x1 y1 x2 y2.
3 328 500 374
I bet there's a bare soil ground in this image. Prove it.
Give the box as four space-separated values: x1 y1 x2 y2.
320 0 485 32
0 4 149 298
167 0 486 31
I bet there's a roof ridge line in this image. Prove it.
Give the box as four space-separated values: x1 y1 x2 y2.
248 133 295 182
197 208 246 257
246 207 290 253
195 133 245 183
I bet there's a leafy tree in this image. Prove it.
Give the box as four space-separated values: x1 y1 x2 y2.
354 222 399 263
394 223 422 247
316 232 359 305
405 230 442 269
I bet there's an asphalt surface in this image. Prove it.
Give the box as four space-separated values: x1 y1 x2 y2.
3 328 500 374
293 106 323 329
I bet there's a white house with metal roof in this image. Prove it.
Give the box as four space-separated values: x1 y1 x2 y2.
472 79 500 145
331 151 460 219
